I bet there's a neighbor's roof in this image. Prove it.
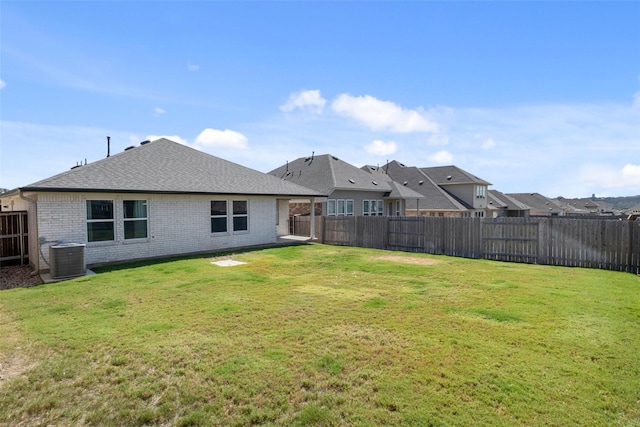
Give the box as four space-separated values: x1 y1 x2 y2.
506 193 563 214
268 154 392 195
421 165 491 186
552 197 613 214
15 138 324 197
361 165 425 199
488 190 530 211
384 161 470 210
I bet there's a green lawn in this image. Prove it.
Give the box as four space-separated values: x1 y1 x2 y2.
1 243 639 426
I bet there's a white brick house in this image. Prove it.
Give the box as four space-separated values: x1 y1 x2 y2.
1 138 323 273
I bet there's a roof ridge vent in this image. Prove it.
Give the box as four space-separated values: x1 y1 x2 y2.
124 146 135 151
140 140 151 145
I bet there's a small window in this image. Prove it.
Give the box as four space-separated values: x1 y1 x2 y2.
363 200 370 216
377 200 384 216
370 200 377 216
337 200 345 216
327 200 336 216
87 200 114 242
211 200 228 233
346 200 354 216
123 200 148 239
233 200 248 232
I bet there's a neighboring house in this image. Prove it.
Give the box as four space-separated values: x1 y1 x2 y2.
420 165 492 216
269 154 405 216
360 165 426 216
487 190 530 218
0 138 323 274
506 193 564 216
383 161 490 217
552 197 615 216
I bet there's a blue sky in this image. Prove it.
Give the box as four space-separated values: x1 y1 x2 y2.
1 1 639 197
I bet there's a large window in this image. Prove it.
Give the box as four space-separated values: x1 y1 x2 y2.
346 200 354 216
476 185 487 199
123 200 148 239
211 200 228 233
327 199 354 216
363 199 384 216
87 200 114 242
233 200 248 232
327 200 336 216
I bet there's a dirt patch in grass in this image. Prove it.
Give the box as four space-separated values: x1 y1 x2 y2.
0 354 36 386
374 254 441 266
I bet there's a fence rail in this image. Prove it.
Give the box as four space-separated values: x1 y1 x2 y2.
292 216 640 274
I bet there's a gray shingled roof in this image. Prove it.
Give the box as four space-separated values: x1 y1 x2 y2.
384 161 470 210
19 138 324 197
268 154 392 195
506 193 564 214
489 190 530 210
553 197 613 214
361 165 425 199
421 165 491 186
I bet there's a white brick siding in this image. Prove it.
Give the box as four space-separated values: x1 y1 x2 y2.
34 192 279 269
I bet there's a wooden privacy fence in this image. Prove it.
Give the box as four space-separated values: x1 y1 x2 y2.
291 216 640 274
0 211 29 266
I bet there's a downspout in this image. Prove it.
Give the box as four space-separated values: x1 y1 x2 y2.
310 197 316 240
18 190 40 275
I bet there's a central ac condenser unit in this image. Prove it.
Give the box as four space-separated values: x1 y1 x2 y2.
49 243 86 279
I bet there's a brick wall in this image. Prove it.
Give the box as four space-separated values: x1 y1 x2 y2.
35 192 278 270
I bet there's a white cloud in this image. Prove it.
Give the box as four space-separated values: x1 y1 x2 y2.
146 134 189 146
331 94 438 133
280 90 326 114
365 140 397 156
154 107 165 116
195 128 248 149
622 163 640 180
576 163 640 194
187 62 200 72
428 150 453 164
0 78 5 89
633 92 640 109
481 138 496 149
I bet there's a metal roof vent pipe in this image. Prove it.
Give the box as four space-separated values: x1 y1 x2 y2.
107 136 111 158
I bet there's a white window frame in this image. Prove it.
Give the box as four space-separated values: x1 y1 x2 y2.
363 200 370 216
327 199 336 216
476 185 487 199
346 200 354 216
337 199 346 216
123 199 148 240
86 200 115 242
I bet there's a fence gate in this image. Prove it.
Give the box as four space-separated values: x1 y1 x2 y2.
482 218 539 263
0 211 29 266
